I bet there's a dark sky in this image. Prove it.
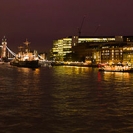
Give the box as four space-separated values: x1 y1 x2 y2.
0 0 133 53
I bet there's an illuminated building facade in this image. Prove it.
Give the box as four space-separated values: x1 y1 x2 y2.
51 36 133 64
52 38 72 61
123 42 133 64
52 36 116 61
73 36 133 65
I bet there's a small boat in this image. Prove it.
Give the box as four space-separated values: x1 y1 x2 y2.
39 60 52 67
98 63 133 73
10 39 41 69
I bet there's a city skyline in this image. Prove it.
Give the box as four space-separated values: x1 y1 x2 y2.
0 0 133 53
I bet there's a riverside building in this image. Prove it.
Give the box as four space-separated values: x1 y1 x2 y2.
51 36 133 65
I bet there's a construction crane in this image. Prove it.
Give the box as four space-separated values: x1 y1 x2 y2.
78 15 86 37
93 24 101 35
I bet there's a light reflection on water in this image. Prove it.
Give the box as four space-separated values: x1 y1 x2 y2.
0 65 133 133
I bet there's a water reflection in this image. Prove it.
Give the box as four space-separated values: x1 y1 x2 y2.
0 66 133 132
55 66 91 75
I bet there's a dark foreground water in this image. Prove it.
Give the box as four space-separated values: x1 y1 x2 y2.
0 64 133 133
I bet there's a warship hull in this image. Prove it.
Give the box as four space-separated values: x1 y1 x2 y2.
10 60 41 68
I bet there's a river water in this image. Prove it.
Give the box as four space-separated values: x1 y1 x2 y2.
0 64 133 133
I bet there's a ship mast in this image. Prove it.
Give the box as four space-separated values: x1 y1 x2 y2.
23 39 30 53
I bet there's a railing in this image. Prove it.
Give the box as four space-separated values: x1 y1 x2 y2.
6 46 16 56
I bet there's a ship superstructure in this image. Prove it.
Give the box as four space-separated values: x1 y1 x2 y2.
10 39 40 68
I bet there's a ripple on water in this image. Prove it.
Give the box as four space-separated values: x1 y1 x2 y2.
0 66 133 132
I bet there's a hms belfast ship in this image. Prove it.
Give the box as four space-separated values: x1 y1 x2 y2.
10 39 41 68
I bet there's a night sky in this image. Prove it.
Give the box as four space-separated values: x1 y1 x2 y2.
0 0 133 53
